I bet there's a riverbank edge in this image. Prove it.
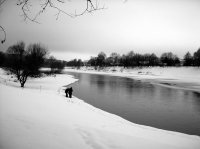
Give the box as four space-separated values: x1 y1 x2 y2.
63 67 200 93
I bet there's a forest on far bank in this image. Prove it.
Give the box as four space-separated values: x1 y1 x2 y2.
66 49 200 68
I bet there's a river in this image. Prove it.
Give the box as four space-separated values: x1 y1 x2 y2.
65 71 200 136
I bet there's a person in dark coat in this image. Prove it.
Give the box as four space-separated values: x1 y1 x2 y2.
68 87 73 98
65 88 69 97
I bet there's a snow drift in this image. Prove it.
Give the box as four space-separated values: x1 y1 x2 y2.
0 68 200 149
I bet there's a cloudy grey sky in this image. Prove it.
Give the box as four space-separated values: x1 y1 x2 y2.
0 0 200 60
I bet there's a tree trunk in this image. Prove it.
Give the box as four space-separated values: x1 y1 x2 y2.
21 82 25 87
19 74 28 88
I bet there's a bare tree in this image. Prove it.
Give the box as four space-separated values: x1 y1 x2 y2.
25 43 48 75
160 52 180 66
183 52 193 66
96 51 106 67
193 48 200 66
5 42 48 87
6 41 26 80
0 0 105 43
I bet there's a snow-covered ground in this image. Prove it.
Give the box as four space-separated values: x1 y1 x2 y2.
64 67 200 92
0 68 200 149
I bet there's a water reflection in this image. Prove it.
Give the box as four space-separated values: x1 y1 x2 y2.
190 92 200 114
65 72 200 136
193 91 200 98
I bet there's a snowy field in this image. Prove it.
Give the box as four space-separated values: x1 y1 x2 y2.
64 67 200 93
0 68 200 149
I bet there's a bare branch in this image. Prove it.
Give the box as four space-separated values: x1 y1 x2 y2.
17 0 41 23
47 0 74 18
74 0 106 17
0 25 6 43
17 0 105 22
56 0 65 3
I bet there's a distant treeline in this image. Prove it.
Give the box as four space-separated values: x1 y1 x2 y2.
65 49 200 68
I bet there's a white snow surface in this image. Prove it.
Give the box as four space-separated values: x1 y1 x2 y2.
0 68 200 149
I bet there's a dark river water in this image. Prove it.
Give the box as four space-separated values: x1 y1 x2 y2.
65 71 200 136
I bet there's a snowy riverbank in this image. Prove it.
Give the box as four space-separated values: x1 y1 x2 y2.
0 68 200 149
64 67 200 93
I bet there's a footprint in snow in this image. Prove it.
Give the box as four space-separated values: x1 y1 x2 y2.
76 128 107 149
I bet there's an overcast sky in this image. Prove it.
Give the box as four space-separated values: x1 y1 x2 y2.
0 0 200 60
